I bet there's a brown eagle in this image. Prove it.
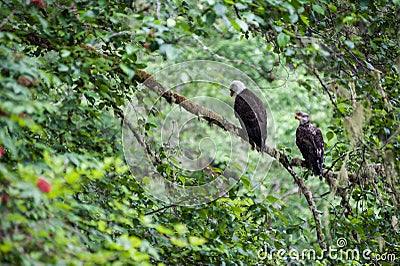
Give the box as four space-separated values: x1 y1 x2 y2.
229 81 267 151
295 112 324 176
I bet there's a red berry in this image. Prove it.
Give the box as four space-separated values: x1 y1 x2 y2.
37 178 51 193
1 194 8 204
0 146 3 157
17 76 32 87
30 0 46 9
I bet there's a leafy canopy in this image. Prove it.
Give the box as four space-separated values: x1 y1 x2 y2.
0 0 399 265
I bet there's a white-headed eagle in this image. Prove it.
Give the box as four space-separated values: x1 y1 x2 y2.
229 80 267 151
295 112 324 176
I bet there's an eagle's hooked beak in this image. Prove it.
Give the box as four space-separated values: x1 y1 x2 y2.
295 112 301 120
230 89 235 97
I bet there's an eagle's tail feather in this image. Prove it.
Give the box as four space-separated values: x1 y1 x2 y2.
312 162 323 176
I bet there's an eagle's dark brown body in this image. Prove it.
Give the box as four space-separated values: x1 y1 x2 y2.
295 112 324 176
231 83 267 150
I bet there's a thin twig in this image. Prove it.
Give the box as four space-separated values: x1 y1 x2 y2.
0 10 15 29
312 68 338 110
106 31 134 41
323 148 361 177
145 203 177 215
156 0 161 20
233 5 242 19
296 33 337 110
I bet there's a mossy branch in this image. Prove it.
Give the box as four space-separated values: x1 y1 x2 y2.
134 69 327 249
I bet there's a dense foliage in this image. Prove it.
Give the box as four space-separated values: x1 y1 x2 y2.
0 0 399 265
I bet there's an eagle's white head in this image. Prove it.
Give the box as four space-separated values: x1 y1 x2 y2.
229 80 246 97
295 111 311 125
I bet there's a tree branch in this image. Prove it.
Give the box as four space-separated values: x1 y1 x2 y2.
124 117 162 166
134 69 327 249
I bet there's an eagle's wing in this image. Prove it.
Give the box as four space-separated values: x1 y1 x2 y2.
296 125 324 175
234 90 266 149
314 127 324 162
296 127 314 161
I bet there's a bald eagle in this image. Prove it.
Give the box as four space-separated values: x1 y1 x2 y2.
229 81 267 151
295 112 324 176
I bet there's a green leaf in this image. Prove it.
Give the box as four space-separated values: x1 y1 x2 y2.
167 18 176 27
343 16 356 24
129 236 142 248
174 223 188 235
119 63 135 79
370 40 377 50
214 4 227 16
328 4 337 12
206 12 216 26
65 171 80 183
159 44 179 60
265 44 274 52
58 64 69 72
125 44 137 55
326 131 335 140
289 13 298 23
267 195 279 203
312 4 325 15
154 224 174 235
170 237 188 247
241 174 251 190
337 102 351 114
300 15 309 27
98 220 107 232
189 236 207 246
5 213 27 223
235 19 248 32
344 40 355 49
277 32 290 48
365 61 375 70
223 0 235 4
60 50 71 58
0 240 13 253
229 19 240 31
